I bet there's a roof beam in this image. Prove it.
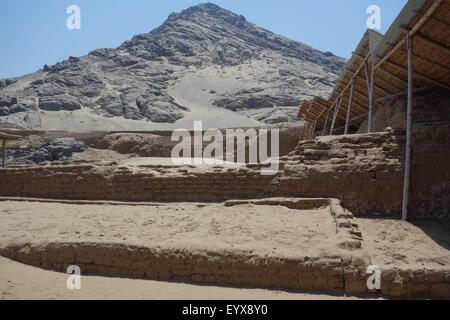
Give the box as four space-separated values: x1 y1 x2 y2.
415 32 450 54
429 16 450 28
328 53 371 112
374 86 434 103
414 10 450 28
374 0 444 70
398 47 450 71
375 71 406 92
376 66 408 86
356 71 392 97
383 59 450 90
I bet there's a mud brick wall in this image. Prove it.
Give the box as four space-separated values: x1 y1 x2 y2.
0 199 370 295
357 87 450 219
0 132 408 217
281 131 405 216
0 163 279 202
0 242 356 294
410 125 450 219
408 89 450 219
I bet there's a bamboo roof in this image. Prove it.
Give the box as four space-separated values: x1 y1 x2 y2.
298 97 330 128
297 0 449 135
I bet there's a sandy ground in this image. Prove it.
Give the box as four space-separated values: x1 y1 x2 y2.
356 218 450 270
0 200 448 299
74 148 130 162
6 64 266 132
0 200 336 258
0 199 363 300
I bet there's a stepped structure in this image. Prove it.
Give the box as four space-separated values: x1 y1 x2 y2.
0 130 406 217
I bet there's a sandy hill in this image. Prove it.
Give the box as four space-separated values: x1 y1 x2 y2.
0 3 345 131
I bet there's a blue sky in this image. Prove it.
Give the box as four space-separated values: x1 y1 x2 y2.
0 0 407 79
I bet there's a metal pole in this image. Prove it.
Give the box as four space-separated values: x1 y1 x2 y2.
368 66 375 133
402 35 414 221
2 139 6 168
344 79 355 135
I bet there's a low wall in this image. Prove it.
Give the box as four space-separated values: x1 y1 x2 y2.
0 131 409 217
0 198 369 295
0 197 447 298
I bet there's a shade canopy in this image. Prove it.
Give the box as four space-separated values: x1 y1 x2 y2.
298 0 449 135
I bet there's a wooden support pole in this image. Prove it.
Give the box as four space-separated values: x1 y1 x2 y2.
363 61 371 93
304 123 310 141
344 79 355 135
327 53 371 114
300 123 307 141
330 96 342 135
322 109 331 136
308 123 312 141
2 139 6 168
310 120 318 140
368 67 375 133
402 35 414 221
364 61 374 133
303 123 312 141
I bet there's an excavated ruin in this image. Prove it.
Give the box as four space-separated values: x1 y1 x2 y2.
0 129 449 298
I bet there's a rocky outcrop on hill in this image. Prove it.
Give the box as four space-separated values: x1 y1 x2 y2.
6 138 86 166
0 3 345 130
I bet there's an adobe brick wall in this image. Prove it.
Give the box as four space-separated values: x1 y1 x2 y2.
409 125 450 219
0 161 279 202
281 131 405 217
357 87 450 219
0 131 408 217
0 198 371 295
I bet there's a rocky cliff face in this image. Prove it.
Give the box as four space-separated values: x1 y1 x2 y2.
0 3 345 130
